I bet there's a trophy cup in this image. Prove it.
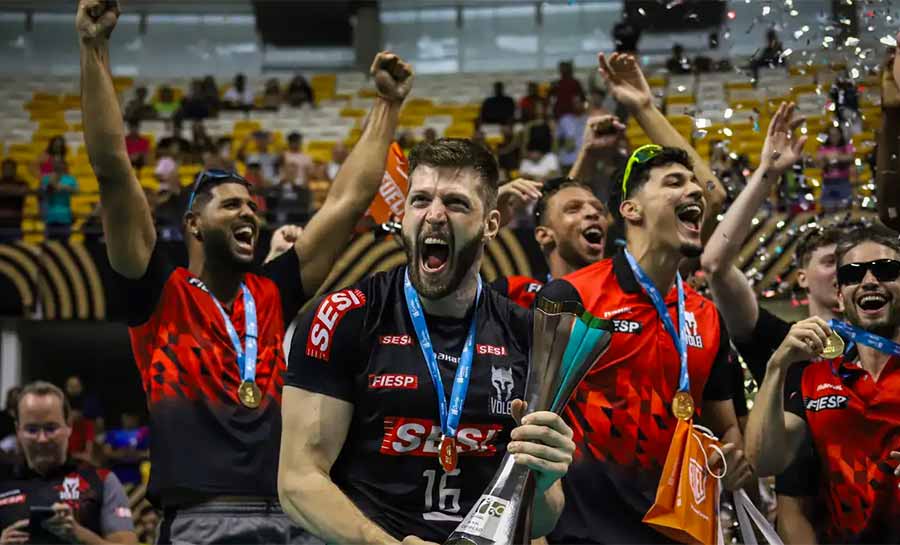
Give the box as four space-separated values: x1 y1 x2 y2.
444 297 613 545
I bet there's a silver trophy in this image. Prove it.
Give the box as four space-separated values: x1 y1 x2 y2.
444 297 613 545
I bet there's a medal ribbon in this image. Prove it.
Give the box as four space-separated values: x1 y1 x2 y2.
202 281 259 384
624 249 690 393
828 319 900 357
404 268 481 443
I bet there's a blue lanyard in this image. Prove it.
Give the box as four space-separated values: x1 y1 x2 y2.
829 319 900 357
204 282 259 383
404 269 481 440
624 249 690 392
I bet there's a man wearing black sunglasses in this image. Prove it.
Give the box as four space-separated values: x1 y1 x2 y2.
78 1 413 542
746 225 900 544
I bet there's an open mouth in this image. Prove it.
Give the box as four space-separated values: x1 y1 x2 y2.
857 292 890 313
421 236 450 273
233 224 256 253
582 225 605 248
676 203 704 233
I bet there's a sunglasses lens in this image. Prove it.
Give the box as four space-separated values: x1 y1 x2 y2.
872 260 900 282
838 260 900 285
838 264 866 285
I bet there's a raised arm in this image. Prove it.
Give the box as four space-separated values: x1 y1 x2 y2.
295 52 413 297
77 0 156 279
597 52 725 239
278 387 400 544
567 114 626 183
877 48 900 231
701 102 806 340
745 317 827 477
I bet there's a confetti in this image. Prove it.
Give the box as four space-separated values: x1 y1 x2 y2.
762 6 771 16
845 36 860 47
881 35 898 47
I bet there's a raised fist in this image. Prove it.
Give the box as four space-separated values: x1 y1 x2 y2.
370 52 414 103
76 0 119 46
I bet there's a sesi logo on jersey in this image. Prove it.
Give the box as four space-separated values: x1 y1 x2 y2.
477 344 508 356
306 289 366 361
380 417 503 457
379 335 414 346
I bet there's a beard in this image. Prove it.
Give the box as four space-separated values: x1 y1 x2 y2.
404 225 484 300
202 227 255 272
848 303 900 339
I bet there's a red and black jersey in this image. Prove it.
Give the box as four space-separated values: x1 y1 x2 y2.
489 275 544 310
0 462 134 541
540 250 734 545
785 354 900 543
112 245 305 506
285 266 531 543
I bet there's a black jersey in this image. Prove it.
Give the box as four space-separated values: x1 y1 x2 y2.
285 266 531 542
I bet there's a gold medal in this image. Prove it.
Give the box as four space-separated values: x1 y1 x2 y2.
672 391 695 421
821 332 845 360
238 380 262 408
439 436 458 473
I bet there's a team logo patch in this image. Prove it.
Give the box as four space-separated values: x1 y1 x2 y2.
684 311 704 348
611 319 642 334
477 344 508 356
379 335 413 346
689 458 707 505
306 289 366 361
60 476 81 501
115 507 133 519
490 366 514 416
805 395 849 412
0 494 25 506
380 417 503 457
369 373 419 390
525 283 542 294
603 307 632 318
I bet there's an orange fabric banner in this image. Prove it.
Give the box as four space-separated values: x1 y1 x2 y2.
367 142 409 224
643 419 722 545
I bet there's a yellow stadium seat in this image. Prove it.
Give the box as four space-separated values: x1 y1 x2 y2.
234 120 261 133
444 125 473 139
725 81 754 91
358 88 377 98
305 140 336 154
340 107 366 118
430 105 458 116
399 114 426 127
646 76 666 88
666 95 694 105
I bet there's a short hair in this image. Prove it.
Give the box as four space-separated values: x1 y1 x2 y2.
408 138 500 211
188 172 254 212
287 132 302 143
534 176 598 225
607 146 693 226
795 225 843 267
835 224 900 266
16 381 70 423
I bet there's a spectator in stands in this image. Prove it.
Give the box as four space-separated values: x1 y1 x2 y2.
480 81 516 125
64 376 102 425
550 60 586 120
0 386 21 464
666 43 693 74
557 96 589 172
0 159 28 242
125 120 151 171
135 508 159 545
830 76 861 130
153 85 179 120
204 137 235 171
242 160 269 214
818 126 856 213
200 75 221 116
286 74 315 108
124 87 156 122
496 123 522 179
325 141 348 181
179 80 211 121
751 28 785 74
40 159 77 242
519 141 561 183
519 81 546 123
35 136 68 178
525 100 554 159
237 131 279 185
270 162 311 225
396 130 415 154
281 132 312 187
156 118 192 164
103 411 149 486
190 121 216 164
223 73 255 110
153 153 180 196
0 381 137 544
261 78 283 110
423 127 438 144
612 14 641 54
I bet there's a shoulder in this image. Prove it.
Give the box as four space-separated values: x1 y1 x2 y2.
546 258 614 301
683 284 721 318
482 287 532 349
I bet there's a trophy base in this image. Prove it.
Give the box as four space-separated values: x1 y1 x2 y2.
443 455 534 545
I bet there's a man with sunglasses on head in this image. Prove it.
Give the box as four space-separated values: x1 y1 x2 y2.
745 225 900 544
77 1 413 542
539 142 750 545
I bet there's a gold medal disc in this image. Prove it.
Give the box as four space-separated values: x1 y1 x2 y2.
238 380 262 408
821 332 845 360
672 391 695 421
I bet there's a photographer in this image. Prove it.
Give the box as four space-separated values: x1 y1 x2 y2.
0 382 136 545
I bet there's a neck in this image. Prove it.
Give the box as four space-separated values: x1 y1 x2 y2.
808 299 838 322
856 325 900 381
419 271 480 319
189 255 244 304
626 237 680 294
547 252 581 280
